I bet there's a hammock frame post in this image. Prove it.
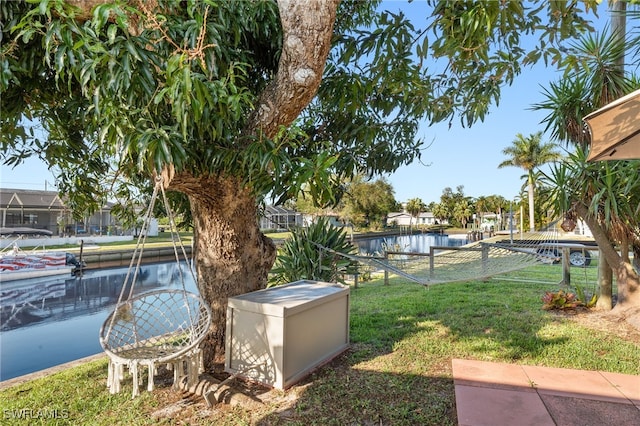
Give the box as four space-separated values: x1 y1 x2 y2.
429 247 436 279
482 245 489 277
562 247 571 286
383 252 389 285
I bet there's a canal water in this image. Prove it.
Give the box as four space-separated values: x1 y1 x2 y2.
354 232 468 255
1 234 467 382
1 262 197 381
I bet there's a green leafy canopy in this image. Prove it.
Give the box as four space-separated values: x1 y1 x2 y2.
1 0 601 216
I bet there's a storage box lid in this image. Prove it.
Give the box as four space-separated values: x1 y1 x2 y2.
228 280 349 317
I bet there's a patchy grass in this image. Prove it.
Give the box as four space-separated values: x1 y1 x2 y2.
1 274 638 425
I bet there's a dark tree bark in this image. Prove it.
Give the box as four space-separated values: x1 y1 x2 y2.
246 0 339 139
169 173 276 364
596 249 613 310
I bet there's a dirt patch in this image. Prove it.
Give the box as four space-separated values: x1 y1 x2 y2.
551 307 640 344
145 365 289 425
142 348 458 425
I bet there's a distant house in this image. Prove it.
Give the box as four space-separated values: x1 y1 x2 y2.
0 188 118 236
259 205 303 231
387 212 412 226
478 212 500 231
301 213 347 228
387 211 445 227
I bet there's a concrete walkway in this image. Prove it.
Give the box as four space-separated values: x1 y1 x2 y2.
453 359 640 426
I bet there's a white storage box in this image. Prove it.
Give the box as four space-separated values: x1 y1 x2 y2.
225 280 350 389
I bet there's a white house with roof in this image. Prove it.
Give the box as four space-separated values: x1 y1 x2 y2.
387 211 446 227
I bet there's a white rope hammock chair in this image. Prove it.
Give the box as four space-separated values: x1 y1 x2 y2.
317 230 562 286
99 176 211 398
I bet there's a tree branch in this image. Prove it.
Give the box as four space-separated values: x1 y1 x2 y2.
245 0 340 139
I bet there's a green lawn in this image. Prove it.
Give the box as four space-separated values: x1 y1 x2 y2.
1 270 637 425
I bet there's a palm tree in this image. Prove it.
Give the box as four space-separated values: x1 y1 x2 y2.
452 198 472 229
498 132 562 231
486 194 509 230
533 29 632 147
431 202 448 228
474 196 489 228
534 12 640 312
405 197 426 231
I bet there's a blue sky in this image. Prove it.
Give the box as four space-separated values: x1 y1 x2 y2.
1 1 611 205
381 0 609 204
384 58 562 204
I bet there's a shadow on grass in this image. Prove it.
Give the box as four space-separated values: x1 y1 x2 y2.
251 278 567 425
255 351 457 425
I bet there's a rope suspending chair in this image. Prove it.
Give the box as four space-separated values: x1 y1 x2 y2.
99 176 211 398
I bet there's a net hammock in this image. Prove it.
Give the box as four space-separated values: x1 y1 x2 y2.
318 230 562 286
99 176 211 398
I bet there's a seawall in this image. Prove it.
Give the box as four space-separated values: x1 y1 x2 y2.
78 246 193 270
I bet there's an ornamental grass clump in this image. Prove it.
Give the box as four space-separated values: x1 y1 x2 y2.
269 217 358 286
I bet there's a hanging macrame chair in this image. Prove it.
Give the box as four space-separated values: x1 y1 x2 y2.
99 176 211 398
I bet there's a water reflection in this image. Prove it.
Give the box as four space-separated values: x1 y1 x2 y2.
0 262 197 381
355 233 467 255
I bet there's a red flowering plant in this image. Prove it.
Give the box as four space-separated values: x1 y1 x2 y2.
541 289 581 310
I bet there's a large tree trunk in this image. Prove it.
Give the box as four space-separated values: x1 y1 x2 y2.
170 174 276 367
162 0 336 369
245 0 340 137
596 249 613 310
613 261 640 309
575 203 640 310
